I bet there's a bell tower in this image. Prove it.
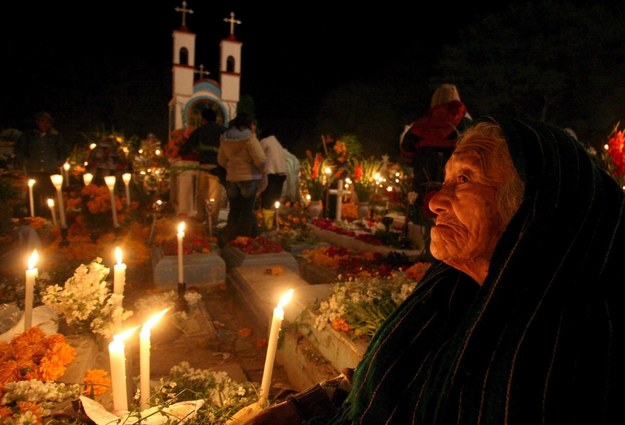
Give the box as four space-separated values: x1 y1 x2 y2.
169 1 196 132
220 12 242 122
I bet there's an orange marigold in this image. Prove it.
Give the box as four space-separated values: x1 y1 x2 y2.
83 369 111 397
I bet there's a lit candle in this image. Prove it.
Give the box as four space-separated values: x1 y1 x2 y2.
27 179 36 218
274 201 280 231
104 176 119 227
139 308 170 410
24 250 38 330
63 162 70 187
46 198 57 227
50 174 66 228
177 222 185 284
83 172 93 186
108 326 138 415
122 173 132 207
113 247 126 296
259 288 294 407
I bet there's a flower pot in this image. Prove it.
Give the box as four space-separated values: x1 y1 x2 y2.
357 202 370 220
308 200 323 220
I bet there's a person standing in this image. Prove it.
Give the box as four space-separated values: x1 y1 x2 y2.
14 111 69 214
180 108 227 223
217 113 266 245
400 84 472 199
258 129 287 227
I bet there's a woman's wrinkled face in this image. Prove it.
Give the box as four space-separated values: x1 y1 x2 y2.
428 149 508 283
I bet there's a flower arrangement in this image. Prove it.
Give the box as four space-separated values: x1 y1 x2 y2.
313 263 431 339
41 258 133 339
228 236 283 254
299 150 327 201
603 123 625 187
349 156 384 203
0 327 81 423
147 361 259 425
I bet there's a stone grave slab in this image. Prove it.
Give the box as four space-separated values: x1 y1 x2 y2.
221 246 298 271
296 257 338 285
151 246 225 288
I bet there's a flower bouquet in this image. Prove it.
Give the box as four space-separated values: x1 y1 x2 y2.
350 156 383 204
300 150 327 201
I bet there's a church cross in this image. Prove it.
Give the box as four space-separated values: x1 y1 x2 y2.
175 1 194 28
223 11 241 36
195 64 210 78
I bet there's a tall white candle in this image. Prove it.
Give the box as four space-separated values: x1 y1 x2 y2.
139 308 170 410
104 176 119 227
47 198 58 227
122 173 131 207
24 250 39 331
50 174 66 228
83 172 93 186
63 162 70 187
113 247 126 296
259 288 294 407
274 201 280 231
177 222 185 284
27 179 36 218
108 326 138 415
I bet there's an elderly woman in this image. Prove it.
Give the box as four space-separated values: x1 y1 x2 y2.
246 117 623 424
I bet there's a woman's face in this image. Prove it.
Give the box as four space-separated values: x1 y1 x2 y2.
428 149 509 284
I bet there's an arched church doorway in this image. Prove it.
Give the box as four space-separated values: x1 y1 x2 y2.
187 100 225 129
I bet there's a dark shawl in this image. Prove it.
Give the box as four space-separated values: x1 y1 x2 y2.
327 117 624 425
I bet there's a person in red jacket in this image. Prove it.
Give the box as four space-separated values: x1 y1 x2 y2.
400 84 472 199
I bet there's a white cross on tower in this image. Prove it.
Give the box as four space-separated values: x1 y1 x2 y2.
175 1 194 28
223 11 241 36
195 64 210 79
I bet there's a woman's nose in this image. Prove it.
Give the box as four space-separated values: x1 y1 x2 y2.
428 187 449 215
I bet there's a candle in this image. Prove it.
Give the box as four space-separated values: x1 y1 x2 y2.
24 250 39 330
104 176 119 227
27 179 36 218
46 198 58 227
108 326 138 415
63 162 70 187
139 308 170 410
259 288 294 407
83 172 93 186
274 201 280 231
122 173 132 207
113 247 126 296
50 174 66 228
177 222 185 284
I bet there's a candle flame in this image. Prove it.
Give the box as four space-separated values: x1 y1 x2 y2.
104 175 116 190
83 173 93 185
142 308 170 332
47 198 55 208
274 201 280 209
115 247 123 265
114 326 140 342
28 179 36 188
178 221 186 234
122 173 131 184
27 250 38 270
63 162 70 171
277 289 294 309
50 174 63 188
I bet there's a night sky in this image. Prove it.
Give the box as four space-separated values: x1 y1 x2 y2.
0 1 498 147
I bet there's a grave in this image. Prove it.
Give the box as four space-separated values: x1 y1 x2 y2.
221 246 298 271
151 246 226 288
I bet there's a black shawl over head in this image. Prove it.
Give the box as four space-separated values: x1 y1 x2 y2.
327 117 625 425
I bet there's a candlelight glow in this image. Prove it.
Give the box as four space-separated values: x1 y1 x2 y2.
178 221 186 235
114 326 139 343
122 173 131 184
63 162 70 171
104 175 116 190
83 173 93 186
142 308 170 332
27 250 38 270
278 288 294 309
50 174 63 188
115 247 123 265
89 143 97 150
274 201 280 209
28 179 35 188
47 198 54 208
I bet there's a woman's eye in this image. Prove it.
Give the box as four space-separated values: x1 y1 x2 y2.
457 174 469 184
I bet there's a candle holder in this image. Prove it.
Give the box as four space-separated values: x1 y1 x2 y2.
176 282 188 312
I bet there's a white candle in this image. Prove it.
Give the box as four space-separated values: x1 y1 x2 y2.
122 173 132 207
113 247 126 296
108 326 138 415
83 172 93 186
104 176 119 227
63 162 70 187
177 222 185 284
27 179 36 218
24 250 39 330
47 198 58 227
259 288 294 407
274 201 280 231
139 308 170 410
50 174 66 228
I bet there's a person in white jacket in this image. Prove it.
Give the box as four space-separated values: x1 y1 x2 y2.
258 129 287 228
